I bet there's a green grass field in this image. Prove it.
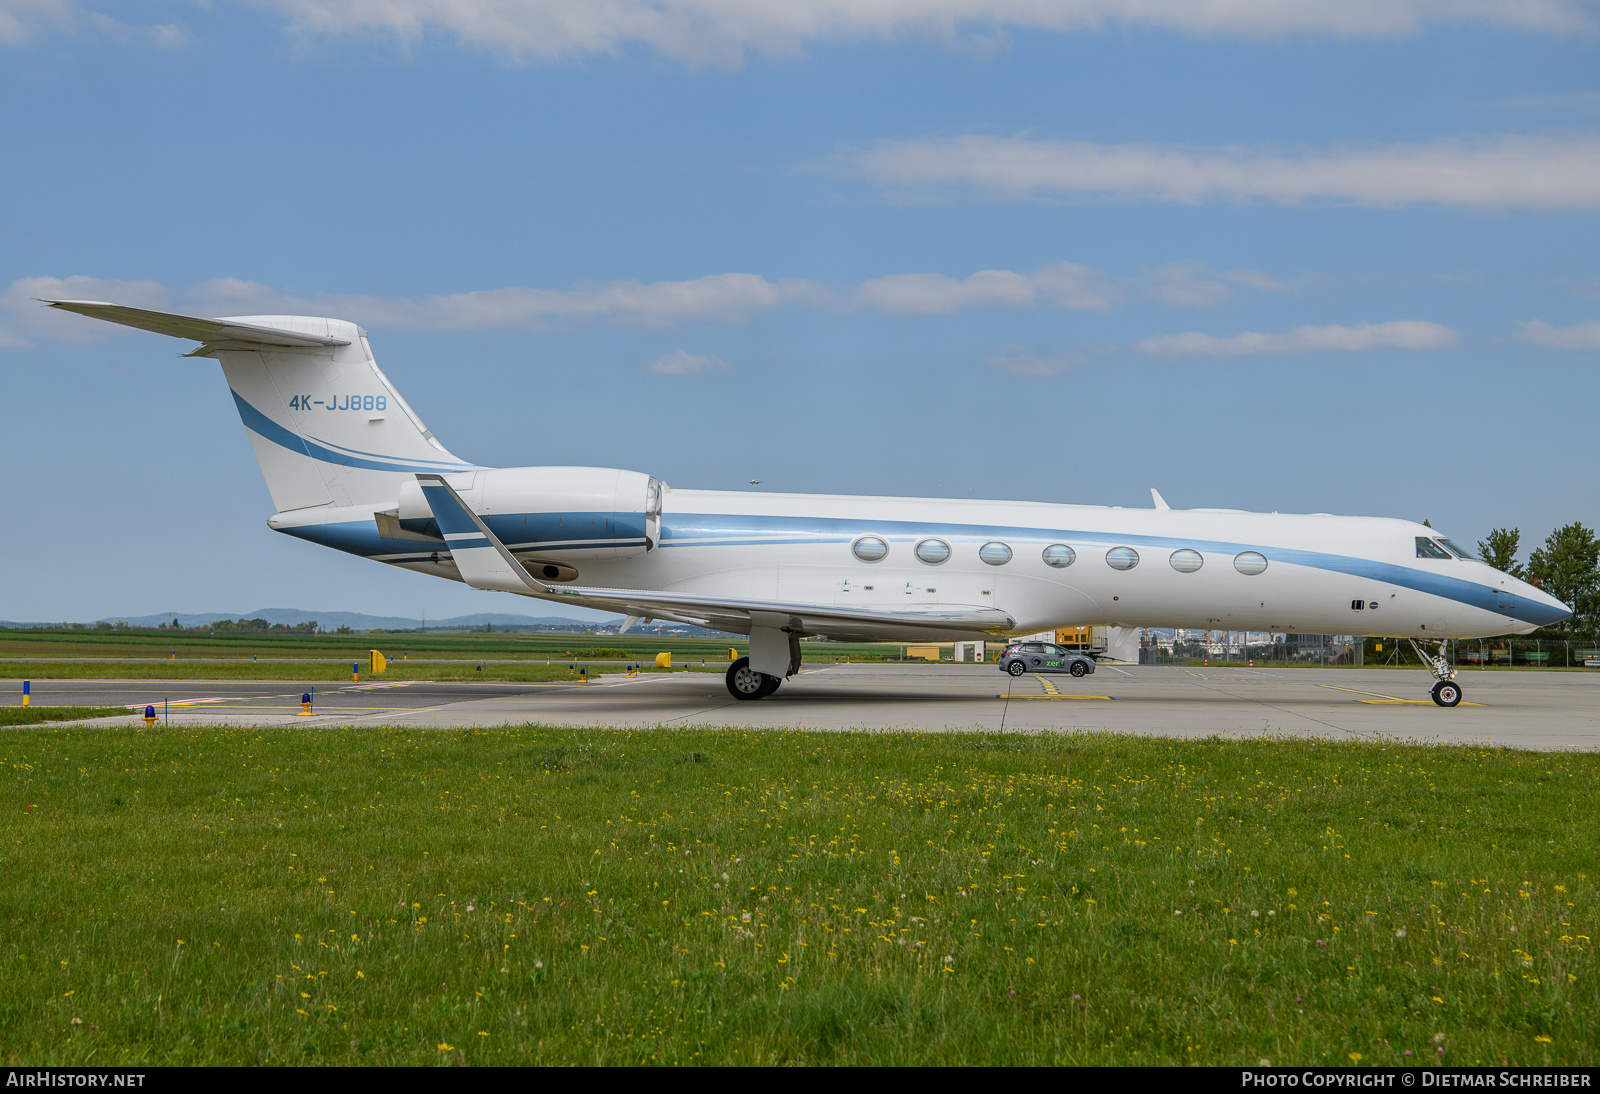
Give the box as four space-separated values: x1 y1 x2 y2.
0 660 720 682
2 726 1594 1066
0 628 905 665
0 706 128 727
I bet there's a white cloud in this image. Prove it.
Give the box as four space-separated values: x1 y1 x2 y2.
646 349 729 375
1514 319 1600 349
1136 320 1458 357
854 261 1115 314
1141 262 1298 307
0 0 71 45
983 346 1086 378
8 263 1130 345
247 1 1597 66
853 132 1600 210
5 1 1593 58
187 273 825 330
0 1 187 46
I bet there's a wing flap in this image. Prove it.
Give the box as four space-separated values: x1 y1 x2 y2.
41 300 350 348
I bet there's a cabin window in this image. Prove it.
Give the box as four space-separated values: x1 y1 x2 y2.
914 539 951 564
1434 537 1472 559
1415 537 1453 560
979 542 1013 566
1106 546 1140 571
1169 549 1203 573
852 536 889 563
1233 551 1268 575
1041 544 1076 568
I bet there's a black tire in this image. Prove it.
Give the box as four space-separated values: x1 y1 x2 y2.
1069 660 1089 678
1432 680 1462 707
726 657 769 701
1006 660 1027 677
757 674 782 698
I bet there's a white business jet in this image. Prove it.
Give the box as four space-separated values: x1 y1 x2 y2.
46 301 1570 707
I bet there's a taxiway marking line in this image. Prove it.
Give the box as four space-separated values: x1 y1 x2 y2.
122 697 232 708
1316 684 1485 707
1028 676 1110 699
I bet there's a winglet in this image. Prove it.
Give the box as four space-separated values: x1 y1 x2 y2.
414 474 550 595
1151 488 1171 510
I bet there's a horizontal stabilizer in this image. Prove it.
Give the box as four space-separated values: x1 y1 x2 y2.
40 300 350 348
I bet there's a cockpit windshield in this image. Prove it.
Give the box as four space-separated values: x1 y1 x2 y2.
1415 537 1454 560
1434 537 1473 560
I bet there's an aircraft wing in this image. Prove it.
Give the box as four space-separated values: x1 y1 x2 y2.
540 586 1016 642
40 300 350 348
417 473 1015 641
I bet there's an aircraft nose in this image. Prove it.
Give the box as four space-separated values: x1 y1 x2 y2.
1517 577 1572 624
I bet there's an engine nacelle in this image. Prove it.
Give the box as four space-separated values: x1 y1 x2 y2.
397 466 663 561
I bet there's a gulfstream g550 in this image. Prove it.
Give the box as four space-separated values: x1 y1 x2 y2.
46 300 1570 706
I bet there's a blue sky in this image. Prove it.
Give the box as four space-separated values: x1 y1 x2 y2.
2 0 1597 623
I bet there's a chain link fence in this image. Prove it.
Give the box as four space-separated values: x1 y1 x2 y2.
1136 630 1600 668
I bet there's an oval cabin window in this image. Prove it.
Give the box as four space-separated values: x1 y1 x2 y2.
1169 548 1203 573
914 539 951 565
1233 551 1268 575
979 542 1013 566
1106 546 1140 571
1041 544 1076 568
852 536 889 563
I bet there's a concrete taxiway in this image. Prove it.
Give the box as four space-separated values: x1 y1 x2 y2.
11 664 1600 750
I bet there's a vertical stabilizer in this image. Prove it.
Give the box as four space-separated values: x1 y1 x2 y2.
207 316 477 510
38 301 479 513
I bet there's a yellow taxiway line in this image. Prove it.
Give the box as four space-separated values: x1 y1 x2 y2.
1015 675 1113 700
1316 684 1484 706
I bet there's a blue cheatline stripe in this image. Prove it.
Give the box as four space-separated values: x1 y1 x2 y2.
444 536 492 550
658 512 1569 627
302 431 469 470
417 483 482 538
230 391 480 474
272 510 1570 629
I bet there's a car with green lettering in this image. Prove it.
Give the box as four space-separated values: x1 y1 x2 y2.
998 641 1096 678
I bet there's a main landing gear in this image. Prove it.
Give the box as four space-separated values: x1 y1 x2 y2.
726 657 782 701
1409 638 1462 707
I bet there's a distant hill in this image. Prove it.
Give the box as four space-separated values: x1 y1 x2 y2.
0 608 620 632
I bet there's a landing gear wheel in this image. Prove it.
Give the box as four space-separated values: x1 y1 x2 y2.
1069 661 1089 678
757 674 781 698
1431 680 1462 707
727 657 770 701
1006 660 1027 677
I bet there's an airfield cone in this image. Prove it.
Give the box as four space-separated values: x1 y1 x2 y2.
352 663 359 684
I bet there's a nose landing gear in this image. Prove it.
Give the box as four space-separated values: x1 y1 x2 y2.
1409 638 1462 707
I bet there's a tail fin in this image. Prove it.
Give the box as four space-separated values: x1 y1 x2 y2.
43 301 478 512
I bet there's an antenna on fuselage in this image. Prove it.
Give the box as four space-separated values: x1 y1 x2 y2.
1151 488 1171 510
